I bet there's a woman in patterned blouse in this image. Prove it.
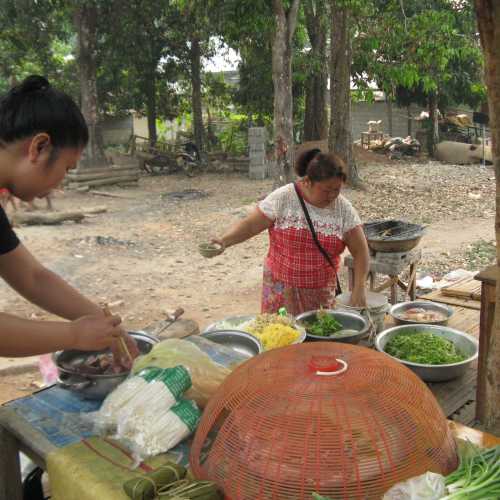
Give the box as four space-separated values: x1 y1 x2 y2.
210 149 370 315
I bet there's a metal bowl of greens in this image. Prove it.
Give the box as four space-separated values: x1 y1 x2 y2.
375 324 478 382
295 309 370 344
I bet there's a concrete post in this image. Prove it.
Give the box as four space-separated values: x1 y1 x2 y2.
248 127 268 180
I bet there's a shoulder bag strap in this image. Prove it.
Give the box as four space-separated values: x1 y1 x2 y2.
293 182 342 295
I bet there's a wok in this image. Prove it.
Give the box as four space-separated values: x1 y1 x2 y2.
53 331 158 400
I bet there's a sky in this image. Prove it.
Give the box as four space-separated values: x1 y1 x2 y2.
203 45 240 72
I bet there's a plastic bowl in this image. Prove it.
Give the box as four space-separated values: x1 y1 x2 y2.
375 324 478 382
198 242 223 258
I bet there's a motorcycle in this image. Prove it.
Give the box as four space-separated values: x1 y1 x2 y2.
175 142 201 177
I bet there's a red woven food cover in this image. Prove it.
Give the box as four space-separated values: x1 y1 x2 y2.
190 342 457 499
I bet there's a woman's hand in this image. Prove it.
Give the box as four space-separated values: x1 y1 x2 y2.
349 287 367 308
210 238 226 255
70 314 124 351
110 330 140 370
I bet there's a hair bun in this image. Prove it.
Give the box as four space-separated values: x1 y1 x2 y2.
16 75 50 94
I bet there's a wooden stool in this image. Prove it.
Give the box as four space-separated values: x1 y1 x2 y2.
344 247 421 304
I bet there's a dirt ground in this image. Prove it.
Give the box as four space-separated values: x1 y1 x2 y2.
0 150 496 403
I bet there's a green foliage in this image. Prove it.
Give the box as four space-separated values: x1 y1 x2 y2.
0 0 76 96
216 116 248 155
465 239 496 271
353 0 485 111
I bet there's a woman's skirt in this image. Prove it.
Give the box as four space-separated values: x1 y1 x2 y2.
261 262 337 315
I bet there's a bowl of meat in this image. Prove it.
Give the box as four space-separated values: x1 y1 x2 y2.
389 301 453 326
53 331 158 400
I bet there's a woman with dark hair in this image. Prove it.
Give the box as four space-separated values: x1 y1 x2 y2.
209 149 370 314
0 75 138 361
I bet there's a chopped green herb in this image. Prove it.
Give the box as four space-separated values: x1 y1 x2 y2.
306 312 343 337
385 331 467 364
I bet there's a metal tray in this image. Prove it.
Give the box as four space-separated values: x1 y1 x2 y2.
202 330 262 358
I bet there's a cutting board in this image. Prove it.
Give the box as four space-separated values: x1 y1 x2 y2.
441 277 481 301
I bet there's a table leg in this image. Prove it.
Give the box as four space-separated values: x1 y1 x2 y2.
408 263 417 300
390 276 397 304
0 425 23 500
476 282 496 423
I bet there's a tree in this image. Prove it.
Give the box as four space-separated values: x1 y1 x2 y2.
474 0 500 436
179 3 215 161
0 0 73 93
102 0 177 146
234 43 275 125
329 0 361 185
209 0 301 184
353 1 484 156
272 0 301 185
73 1 107 167
303 0 329 141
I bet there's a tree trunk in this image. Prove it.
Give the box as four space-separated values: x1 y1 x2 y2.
387 99 393 136
272 0 301 187
329 1 360 186
474 0 500 436
303 0 328 141
407 106 413 137
427 91 440 157
74 1 107 168
145 72 157 147
190 36 205 162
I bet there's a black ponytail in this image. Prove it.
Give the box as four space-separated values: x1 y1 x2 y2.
294 147 347 183
0 75 88 149
295 148 321 177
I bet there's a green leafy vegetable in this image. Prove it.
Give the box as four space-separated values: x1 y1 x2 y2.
385 331 466 364
312 494 334 500
442 442 500 499
306 312 343 337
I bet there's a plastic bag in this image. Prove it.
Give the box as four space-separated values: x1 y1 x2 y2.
38 354 58 385
132 338 244 407
382 472 446 500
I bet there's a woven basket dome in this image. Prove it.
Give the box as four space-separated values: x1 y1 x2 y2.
190 342 457 499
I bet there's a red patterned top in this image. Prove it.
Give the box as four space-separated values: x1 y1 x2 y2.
258 183 361 288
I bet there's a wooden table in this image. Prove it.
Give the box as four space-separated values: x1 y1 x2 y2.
384 305 480 421
1 399 498 500
474 265 497 422
0 406 53 500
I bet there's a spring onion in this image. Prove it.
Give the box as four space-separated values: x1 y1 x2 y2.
441 442 500 499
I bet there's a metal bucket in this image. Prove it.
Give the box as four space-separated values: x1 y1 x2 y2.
336 291 389 336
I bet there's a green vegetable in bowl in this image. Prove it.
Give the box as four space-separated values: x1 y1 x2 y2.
306 311 343 337
385 331 467 365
